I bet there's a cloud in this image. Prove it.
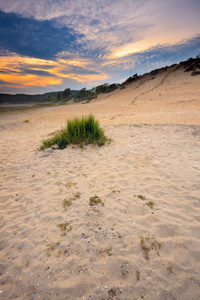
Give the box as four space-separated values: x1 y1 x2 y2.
0 10 84 60
0 52 108 93
20 68 56 77
0 1 150 60
0 68 20 74
0 0 199 93
61 66 100 75
1 0 199 65
19 64 56 70
103 35 200 83
0 79 23 86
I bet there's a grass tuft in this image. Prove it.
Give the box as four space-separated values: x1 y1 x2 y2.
139 234 162 261
145 201 155 209
98 247 114 256
134 194 146 200
57 222 72 236
46 241 60 257
62 198 73 211
62 192 80 211
89 196 104 206
40 114 110 150
166 263 173 273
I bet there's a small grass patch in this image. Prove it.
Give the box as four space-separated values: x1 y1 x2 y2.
62 198 73 211
134 194 146 200
65 182 77 188
62 192 80 211
139 234 162 261
40 114 110 150
98 248 114 256
46 241 60 257
145 201 155 209
74 191 81 198
57 222 72 236
111 190 121 194
166 263 173 273
78 172 87 177
133 124 142 128
89 196 104 206
23 119 29 123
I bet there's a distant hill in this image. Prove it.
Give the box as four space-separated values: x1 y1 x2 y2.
120 56 200 88
0 56 199 105
87 56 200 125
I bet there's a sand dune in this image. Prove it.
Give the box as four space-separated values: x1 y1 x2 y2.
0 65 200 299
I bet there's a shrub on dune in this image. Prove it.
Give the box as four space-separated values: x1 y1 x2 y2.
40 114 110 150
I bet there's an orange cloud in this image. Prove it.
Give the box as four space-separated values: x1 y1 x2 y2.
109 24 198 59
0 55 59 88
0 73 61 87
57 57 90 68
53 69 109 83
0 54 108 90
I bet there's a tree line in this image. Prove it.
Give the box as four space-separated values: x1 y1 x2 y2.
1 55 199 104
0 83 122 104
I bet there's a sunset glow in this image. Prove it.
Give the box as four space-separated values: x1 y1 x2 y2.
0 0 199 94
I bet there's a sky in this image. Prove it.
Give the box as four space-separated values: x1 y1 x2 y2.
0 0 200 94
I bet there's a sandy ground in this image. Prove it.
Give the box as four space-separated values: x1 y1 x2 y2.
0 68 200 299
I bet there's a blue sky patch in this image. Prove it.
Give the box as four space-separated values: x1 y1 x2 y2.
0 10 83 60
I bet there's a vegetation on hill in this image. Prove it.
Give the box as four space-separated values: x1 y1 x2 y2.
1 56 199 105
0 90 78 104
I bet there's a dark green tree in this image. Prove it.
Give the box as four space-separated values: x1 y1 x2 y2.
76 88 87 100
47 95 53 102
95 83 108 94
62 88 72 100
56 92 62 101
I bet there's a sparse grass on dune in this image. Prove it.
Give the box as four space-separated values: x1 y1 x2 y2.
40 114 110 150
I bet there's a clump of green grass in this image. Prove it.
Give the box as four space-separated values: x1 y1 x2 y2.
145 201 155 209
89 196 104 206
40 114 110 150
23 119 29 123
40 131 68 150
139 234 162 261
